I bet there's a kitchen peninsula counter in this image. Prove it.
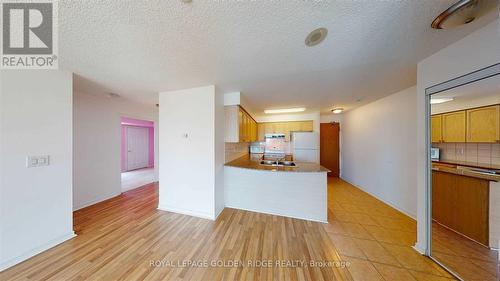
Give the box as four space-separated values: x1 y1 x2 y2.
225 155 330 173
224 155 328 223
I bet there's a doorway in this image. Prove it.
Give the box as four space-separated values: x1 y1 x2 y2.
320 122 340 177
121 117 155 192
426 64 500 281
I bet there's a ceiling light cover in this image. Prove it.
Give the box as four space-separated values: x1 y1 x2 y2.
430 98 454 104
331 108 344 114
431 0 497 29
305 28 328 47
264 108 306 114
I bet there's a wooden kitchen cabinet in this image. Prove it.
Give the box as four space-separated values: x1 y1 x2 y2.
442 111 466 143
256 121 314 141
432 170 489 246
431 115 442 143
466 105 500 143
225 105 257 143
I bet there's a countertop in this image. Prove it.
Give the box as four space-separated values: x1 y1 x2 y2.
432 166 500 182
432 159 500 171
225 155 330 173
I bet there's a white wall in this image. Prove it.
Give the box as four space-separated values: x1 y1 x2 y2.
341 86 417 218
416 19 500 254
73 90 158 210
0 70 74 271
255 112 321 132
158 85 224 220
431 94 500 114
320 114 343 124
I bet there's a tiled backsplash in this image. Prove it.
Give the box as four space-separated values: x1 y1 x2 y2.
433 143 500 166
225 142 250 163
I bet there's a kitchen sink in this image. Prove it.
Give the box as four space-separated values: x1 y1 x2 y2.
260 160 296 167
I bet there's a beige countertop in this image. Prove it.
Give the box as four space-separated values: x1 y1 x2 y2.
432 166 500 182
225 155 330 173
432 159 500 170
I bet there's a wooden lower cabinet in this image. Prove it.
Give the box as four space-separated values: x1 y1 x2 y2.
432 170 489 246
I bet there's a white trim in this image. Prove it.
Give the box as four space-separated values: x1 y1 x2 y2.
341 178 417 221
73 191 121 211
412 243 426 255
0 232 76 272
158 205 215 220
225 205 328 224
214 206 224 220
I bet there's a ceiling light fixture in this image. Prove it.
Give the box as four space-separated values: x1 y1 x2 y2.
431 0 497 29
264 108 306 114
305 27 328 47
331 108 344 114
430 97 454 104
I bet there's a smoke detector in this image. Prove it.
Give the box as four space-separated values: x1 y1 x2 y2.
305 28 328 47
431 0 498 29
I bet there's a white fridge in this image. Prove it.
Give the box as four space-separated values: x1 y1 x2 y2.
291 132 320 163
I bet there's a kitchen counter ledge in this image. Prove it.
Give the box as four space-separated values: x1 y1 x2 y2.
225 155 330 173
432 166 500 182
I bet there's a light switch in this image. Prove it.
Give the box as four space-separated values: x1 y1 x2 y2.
26 155 50 168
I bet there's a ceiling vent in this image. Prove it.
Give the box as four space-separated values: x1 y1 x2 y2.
431 0 498 29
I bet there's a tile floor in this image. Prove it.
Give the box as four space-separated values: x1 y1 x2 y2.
121 167 156 192
326 178 456 280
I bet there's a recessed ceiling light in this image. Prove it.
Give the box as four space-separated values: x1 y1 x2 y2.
331 108 344 114
305 28 328 47
264 108 306 114
430 97 454 104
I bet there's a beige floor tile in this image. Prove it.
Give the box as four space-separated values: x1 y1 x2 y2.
363 225 416 246
372 262 416 281
328 233 367 259
352 213 380 226
341 255 384 281
352 238 401 266
381 243 452 277
340 222 375 240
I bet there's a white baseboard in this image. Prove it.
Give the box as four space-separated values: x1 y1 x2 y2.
158 204 215 220
73 191 121 211
412 242 426 255
0 232 76 272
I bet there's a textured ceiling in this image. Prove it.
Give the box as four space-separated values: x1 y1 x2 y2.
60 0 499 114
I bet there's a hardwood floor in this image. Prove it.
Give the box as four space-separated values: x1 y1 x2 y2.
1 178 465 281
1 181 352 281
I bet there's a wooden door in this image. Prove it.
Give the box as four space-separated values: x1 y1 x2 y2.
126 126 149 171
467 105 500 143
320 123 340 177
431 115 442 143
442 111 466 142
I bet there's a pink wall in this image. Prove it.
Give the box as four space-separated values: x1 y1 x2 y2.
121 117 154 172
